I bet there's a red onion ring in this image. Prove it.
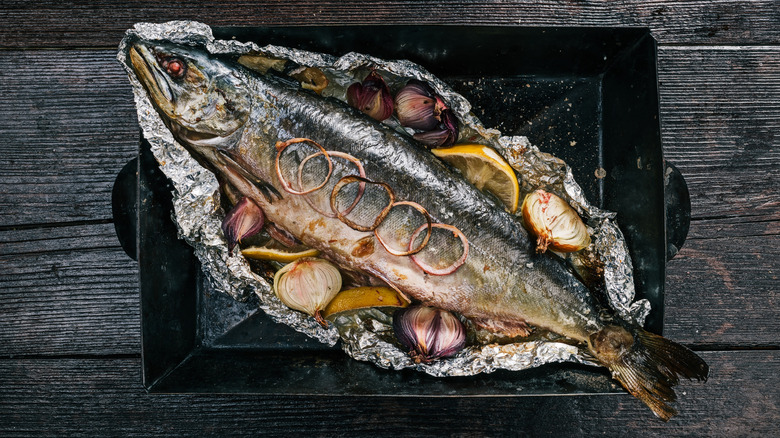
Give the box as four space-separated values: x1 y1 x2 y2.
298 151 366 218
275 138 332 195
409 223 469 275
330 175 395 232
374 201 432 256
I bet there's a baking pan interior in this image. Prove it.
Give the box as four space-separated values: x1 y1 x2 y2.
137 26 664 394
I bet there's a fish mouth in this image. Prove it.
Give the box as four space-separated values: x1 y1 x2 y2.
129 43 175 116
171 123 223 145
128 43 245 146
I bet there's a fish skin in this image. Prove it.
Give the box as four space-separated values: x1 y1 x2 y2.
247 87 602 338
125 40 708 420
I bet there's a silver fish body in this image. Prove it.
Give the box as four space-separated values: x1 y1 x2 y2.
125 40 708 420
232 71 602 342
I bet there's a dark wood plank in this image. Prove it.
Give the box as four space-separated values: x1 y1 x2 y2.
0 223 140 357
687 214 779 241
0 46 778 355
658 47 780 222
0 351 776 436
0 47 780 226
664 233 779 347
0 220 775 355
0 50 138 227
1 47 777 226
1 1 779 48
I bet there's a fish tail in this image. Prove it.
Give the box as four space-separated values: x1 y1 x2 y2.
587 325 709 421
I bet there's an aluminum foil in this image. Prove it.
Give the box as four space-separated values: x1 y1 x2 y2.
118 21 648 377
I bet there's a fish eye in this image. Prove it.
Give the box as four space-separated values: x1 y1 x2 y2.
161 57 186 79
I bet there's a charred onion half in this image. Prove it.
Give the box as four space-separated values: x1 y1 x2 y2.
521 189 590 253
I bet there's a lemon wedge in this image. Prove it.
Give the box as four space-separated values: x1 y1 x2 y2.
322 286 410 319
431 144 520 213
241 244 320 263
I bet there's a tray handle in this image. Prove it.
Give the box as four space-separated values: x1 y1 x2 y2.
112 158 139 261
664 161 691 261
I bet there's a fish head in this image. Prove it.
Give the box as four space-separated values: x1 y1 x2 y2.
128 41 250 147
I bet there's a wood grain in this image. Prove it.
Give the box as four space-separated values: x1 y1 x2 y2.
665 234 779 347
0 223 140 357
0 46 778 355
658 47 780 222
0 50 138 227
0 1 779 48
1 47 778 226
0 220 775 356
0 351 776 436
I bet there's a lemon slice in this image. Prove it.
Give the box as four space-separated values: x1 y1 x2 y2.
241 244 320 263
322 286 410 319
431 144 520 213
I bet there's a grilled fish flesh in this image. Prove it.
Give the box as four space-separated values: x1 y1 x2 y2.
124 39 708 420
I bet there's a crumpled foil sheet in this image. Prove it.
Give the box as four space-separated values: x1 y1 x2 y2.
496 136 650 324
118 21 648 377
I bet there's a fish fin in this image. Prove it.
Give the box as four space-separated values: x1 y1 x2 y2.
472 318 534 338
588 325 709 421
361 267 412 303
217 150 282 202
377 278 412 304
266 222 302 247
182 143 280 204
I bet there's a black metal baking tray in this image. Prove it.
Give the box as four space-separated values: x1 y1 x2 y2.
112 26 690 395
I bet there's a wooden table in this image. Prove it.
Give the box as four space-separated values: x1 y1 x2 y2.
1 2 778 435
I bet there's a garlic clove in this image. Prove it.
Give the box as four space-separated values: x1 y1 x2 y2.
394 80 440 130
273 257 342 326
347 71 394 121
521 189 591 253
412 108 459 147
221 196 265 255
393 305 466 363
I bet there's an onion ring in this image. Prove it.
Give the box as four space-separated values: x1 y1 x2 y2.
298 151 366 218
330 175 394 232
409 223 469 275
275 138 332 195
374 201 432 256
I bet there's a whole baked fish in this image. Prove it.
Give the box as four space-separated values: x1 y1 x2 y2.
125 39 708 420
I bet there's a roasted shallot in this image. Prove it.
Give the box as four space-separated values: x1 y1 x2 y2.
273 257 342 326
